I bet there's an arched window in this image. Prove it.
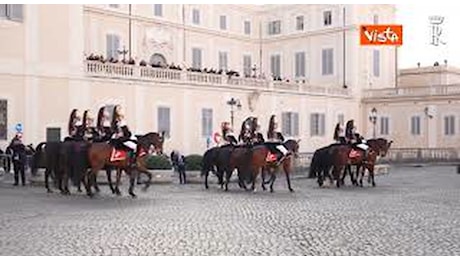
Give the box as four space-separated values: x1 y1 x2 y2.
150 53 167 67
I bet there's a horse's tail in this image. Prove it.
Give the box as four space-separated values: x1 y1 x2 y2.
308 151 320 179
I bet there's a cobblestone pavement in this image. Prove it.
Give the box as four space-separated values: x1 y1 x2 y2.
0 165 459 255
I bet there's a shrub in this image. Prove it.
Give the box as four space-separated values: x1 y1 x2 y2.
184 154 203 171
145 155 172 170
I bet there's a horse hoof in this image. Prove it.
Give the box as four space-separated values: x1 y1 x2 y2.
95 189 101 193
253 188 257 193
289 189 294 192
270 189 274 193
47 189 53 194
262 186 266 191
142 186 149 192
87 193 94 198
372 182 376 187
129 192 137 198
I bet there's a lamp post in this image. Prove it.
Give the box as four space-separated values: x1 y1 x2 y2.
226 97 242 128
369 107 378 138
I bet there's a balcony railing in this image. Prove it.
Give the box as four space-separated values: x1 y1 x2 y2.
363 85 460 99
84 61 350 97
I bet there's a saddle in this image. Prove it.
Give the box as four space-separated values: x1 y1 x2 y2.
109 145 147 162
348 148 362 159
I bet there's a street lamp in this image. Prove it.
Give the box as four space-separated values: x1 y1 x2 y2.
226 97 242 128
369 107 378 138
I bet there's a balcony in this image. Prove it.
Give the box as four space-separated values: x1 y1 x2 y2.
363 85 460 99
84 61 350 97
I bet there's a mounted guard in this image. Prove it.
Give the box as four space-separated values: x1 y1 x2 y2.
333 123 346 144
67 109 84 141
239 116 262 146
345 119 369 159
110 105 141 167
82 110 99 142
221 121 238 146
96 106 113 142
266 115 289 165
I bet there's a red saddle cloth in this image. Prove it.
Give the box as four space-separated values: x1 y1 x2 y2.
110 148 147 162
110 149 127 162
266 152 277 162
349 149 361 159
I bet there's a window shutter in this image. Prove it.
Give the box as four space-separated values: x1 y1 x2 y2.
106 35 112 59
0 99 7 140
0 4 7 17
373 50 380 77
322 50 327 75
293 113 299 136
9 4 23 21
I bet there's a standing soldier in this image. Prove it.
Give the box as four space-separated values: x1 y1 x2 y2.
8 133 27 186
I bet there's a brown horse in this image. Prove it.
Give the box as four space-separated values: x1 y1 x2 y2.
329 143 378 188
85 132 164 198
248 139 300 192
355 138 392 187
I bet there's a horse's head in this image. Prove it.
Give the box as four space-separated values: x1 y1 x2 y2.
284 139 301 158
380 139 392 157
372 138 392 157
138 132 165 155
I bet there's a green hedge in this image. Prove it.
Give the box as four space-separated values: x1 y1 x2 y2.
144 154 203 171
145 155 172 170
184 154 203 171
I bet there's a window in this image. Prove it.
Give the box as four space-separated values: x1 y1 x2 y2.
282 112 299 137
106 34 120 60
154 4 162 17
373 50 380 77
243 55 252 77
444 115 455 136
220 15 227 30
202 108 213 137
411 116 421 135
323 10 332 26
295 52 306 78
109 4 119 8
337 114 344 125
296 15 304 31
321 48 334 75
46 128 61 142
192 48 202 69
373 14 379 24
218 51 228 71
268 20 281 35
0 4 23 22
192 9 200 25
380 116 389 135
158 106 171 138
310 113 326 136
244 21 251 35
0 99 7 140
270 54 281 78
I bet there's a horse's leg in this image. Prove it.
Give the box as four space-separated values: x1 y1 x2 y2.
138 162 152 191
204 168 210 189
283 161 294 192
359 165 365 187
106 168 115 194
352 165 359 186
45 168 53 193
115 168 122 195
251 166 259 192
341 165 349 186
269 170 277 193
261 168 267 191
128 169 137 198
368 164 376 187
